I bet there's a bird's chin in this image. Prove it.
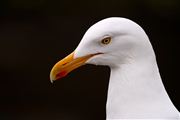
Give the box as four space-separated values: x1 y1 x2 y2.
85 54 109 66
85 57 99 65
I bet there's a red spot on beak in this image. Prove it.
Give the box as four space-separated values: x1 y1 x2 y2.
56 71 67 79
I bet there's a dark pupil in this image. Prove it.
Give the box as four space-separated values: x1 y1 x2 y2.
104 39 108 43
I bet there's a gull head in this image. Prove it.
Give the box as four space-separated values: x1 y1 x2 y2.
50 17 153 82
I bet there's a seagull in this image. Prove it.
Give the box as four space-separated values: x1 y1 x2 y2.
50 17 180 120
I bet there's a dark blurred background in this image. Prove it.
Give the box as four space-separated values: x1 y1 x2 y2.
0 0 179 120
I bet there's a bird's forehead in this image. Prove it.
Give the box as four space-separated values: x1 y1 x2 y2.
83 21 118 40
83 18 133 39
83 26 110 40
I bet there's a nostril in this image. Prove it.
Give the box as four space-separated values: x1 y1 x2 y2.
62 62 68 66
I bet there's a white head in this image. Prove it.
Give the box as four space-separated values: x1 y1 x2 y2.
74 17 154 68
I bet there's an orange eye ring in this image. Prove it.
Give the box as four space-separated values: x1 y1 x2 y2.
101 37 111 45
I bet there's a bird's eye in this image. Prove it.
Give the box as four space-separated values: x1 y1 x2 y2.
101 37 111 45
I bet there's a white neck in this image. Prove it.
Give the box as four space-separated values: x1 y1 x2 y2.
106 55 179 120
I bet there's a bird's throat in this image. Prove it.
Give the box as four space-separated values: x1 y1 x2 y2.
106 60 179 119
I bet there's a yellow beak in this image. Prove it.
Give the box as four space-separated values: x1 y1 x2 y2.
50 51 100 83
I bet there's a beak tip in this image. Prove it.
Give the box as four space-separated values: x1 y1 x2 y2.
50 79 54 83
50 74 55 83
